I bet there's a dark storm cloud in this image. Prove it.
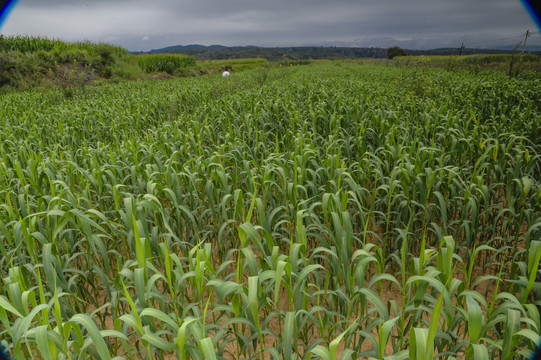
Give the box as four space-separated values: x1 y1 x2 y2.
1 0 539 51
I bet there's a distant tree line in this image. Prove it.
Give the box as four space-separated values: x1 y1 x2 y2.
144 45 541 61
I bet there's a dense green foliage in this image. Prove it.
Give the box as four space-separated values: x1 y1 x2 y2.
0 63 540 359
137 54 196 74
0 35 127 57
0 36 139 92
387 46 407 59
0 36 197 92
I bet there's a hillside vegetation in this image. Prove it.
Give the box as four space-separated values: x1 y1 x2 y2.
0 35 197 93
0 62 540 359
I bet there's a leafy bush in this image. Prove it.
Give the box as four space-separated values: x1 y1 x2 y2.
0 51 48 90
387 46 407 59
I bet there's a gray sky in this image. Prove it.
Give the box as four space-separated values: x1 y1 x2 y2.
1 0 540 51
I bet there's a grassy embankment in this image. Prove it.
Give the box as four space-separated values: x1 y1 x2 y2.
0 35 272 94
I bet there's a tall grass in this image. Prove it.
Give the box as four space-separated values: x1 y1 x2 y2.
394 53 541 76
0 35 127 57
0 63 539 359
395 53 541 64
0 36 134 92
137 54 196 74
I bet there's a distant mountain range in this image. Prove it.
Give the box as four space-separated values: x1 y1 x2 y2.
141 44 541 60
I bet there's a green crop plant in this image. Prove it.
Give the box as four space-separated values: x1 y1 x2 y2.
0 35 127 57
136 54 196 74
0 62 539 359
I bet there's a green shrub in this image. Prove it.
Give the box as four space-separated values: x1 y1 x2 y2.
0 51 48 90
387 46 407 59
54 48 94 67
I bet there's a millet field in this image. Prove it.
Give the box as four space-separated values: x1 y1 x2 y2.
0 62 540 359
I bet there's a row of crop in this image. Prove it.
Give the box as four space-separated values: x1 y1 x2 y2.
0 67 538 258
136 54 197 74
0 63 539 358
1 197 539 358
0 65 538 265
0 155 539 358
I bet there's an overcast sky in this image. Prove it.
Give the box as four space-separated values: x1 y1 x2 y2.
1 0 540 51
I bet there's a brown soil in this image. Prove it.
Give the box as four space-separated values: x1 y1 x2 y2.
79 221 517 360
